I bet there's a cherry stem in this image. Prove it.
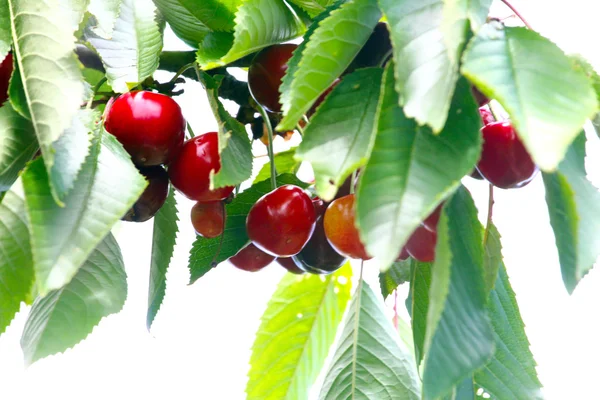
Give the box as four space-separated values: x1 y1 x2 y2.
483 183 494 246
350 170 357 195
393 290 399 330
258 105 277 191
500 0 533 29
168 62 195 85
210 201 227 268
186 122 196 139
86 77 107 110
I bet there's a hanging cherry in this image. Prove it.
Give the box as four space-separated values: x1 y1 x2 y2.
405 225 437 263
229 244 275 272
0 53 13 105
191 202 225 239
276 258 306 275
323 194 371 260
122 166 169 223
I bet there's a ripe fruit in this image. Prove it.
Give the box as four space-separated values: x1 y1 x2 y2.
405 225 437 263
423 203 443 232
229 244 275 272
104 91 185 166
293 199 347 274
323 194 371 260
168 132 234 202
122 166 169 222
476 121 539 189
479 106 495 126
396 247 410 261
0 53 13 105
246 185 316 257
276 258 305 275
191 202 224 238
248 43 298 113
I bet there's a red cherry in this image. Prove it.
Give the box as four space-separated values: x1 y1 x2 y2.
479 106 495 126
276 258 306 275
405 225 437 263
323 194 371 260
469 169 485 180
396 247 410 261
122 166 169 222
247 185 316 257
423 203 443 232
104 91 185 166
472 86 490 107
248 43 298 113
168 132 234 202
191 201 224 238
476 121 539 189
229 243 275 272
0 53 13 105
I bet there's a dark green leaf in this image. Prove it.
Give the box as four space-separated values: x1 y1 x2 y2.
379 0 464 132
278 0 381 130
22 128 146 295
356 67 482 269
0 103 36 192
409 260 432 368
295 68 383 201
21 233 127 366
422 187 494 399
88 0 122 38
0 184 34 336
542 133 600 293
0 0 10 59
188 174 306 283
247 264 352 400
461 22 598 171
483 224 502 294
319 281 421 400
253 148 299 184
147 187 178 330
379 259 412 299
153 0 210 48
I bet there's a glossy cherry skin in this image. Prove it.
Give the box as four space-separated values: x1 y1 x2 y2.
0 53 13 105
405 225 437 263
122 165 169 222
248 43 298 113
423 203 443 232
396 247 410 261
168 132 234 202
323 194 371 260
276 257 306 275
229 244 275 272
476 121 539 189
191 201 224 238
293 198 347 274
246 185 317 257
479 106 495 126
104 91 185 166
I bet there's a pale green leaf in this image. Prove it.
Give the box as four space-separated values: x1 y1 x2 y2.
356 66 482 269
319 281 421 400
21 233 127 365
461 23 598 171
278 0 381 130
87 0 163 92
379 259 411 299
0 0 11 59
153 0 210 48
253 148 299 184
483 224 501 294
409 260 432 368
295 68 383 201
22 128 146 296
177 0 240 32
0 103 36 192
246 264 353 400
147 187 178 330
287 0 335 17
443 0 493 33
58 0 90 31
88 0 122 38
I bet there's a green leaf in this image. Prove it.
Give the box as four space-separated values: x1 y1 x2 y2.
422 187 494 400
356 67 482 269
483 224 502 294
7 0 85 197
319 281 421 400
409 260 432 368
177 0 239 32
153 0 210 48
287 0 334 17
59 0 90 31
188 174 305 283
379 259 411 299
22 128 146 296
246 264 353 400
0 184 34 336
88 0 121 38
542 133 600 293
461 22 598 171
87 0 163 93
0 0 11 59
147 187 178 330
379 0 464 132
444 0 493 32
20 233 127 366
570 55 600 105
253 148 299 184
199 72 253 188
278 0 381 130
196 0 305 70
0 103 36 192
295 68 383 201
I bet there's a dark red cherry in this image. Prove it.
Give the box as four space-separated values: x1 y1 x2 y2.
476 121 539 189
396 246 410 261
0 53 13 105
472 86 490 107
323 194 371 260
104 91 185 166
469 169 485 180
405 225 437 263
293 198 347 274
423 203 443 232
248 43 298 113
479 106 495 126
229 244 275 272
276 258 306 275
122 165 169 222
168 132 234 202
246 185 316 257
191 201 224 238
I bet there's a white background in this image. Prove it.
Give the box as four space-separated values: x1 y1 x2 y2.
1 0 600 398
